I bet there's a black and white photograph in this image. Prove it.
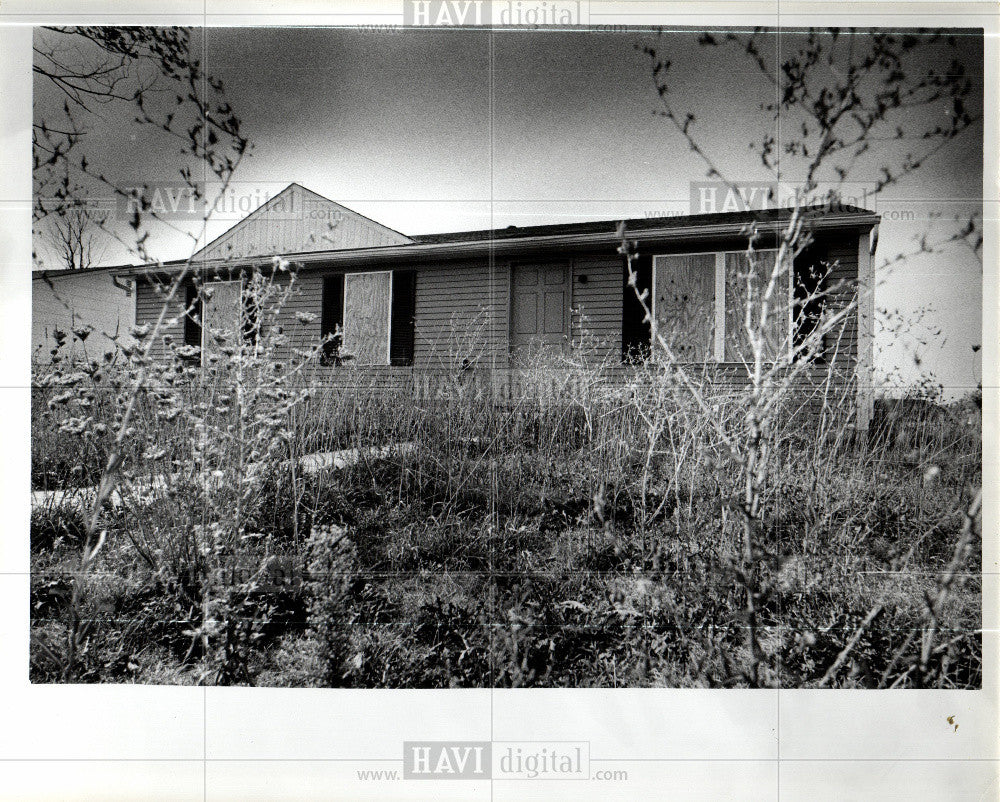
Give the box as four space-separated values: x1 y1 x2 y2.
2 2 997 799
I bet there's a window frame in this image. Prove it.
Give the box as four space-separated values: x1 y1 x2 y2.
320 268 416 367
650 247 789 363
341 269 393 366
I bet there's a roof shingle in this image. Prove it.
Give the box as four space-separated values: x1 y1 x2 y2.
409 204 876 245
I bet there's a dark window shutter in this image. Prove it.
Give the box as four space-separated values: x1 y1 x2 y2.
621 254 652 362
184 282 202 348
242 283 260 346
321 274 344 361
390 270 416 366
793 241 828 362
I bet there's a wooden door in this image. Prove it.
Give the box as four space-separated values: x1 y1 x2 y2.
510 262 570 360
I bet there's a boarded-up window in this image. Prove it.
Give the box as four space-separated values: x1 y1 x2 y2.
640 248 790 363
201 280 242 359
342 271 391 365
389 270 416 366
652 253 717 362
724 250 790 362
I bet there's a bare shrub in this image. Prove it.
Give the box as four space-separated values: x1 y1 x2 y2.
30 272 981 688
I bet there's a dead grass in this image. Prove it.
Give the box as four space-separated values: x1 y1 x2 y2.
27 259 982 688
29 339 981 688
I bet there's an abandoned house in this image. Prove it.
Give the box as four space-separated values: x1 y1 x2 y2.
110 184 877 425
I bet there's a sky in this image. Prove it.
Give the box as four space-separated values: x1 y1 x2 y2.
33 27 985 397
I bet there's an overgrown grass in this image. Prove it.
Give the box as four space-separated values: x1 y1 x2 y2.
29 322 982 688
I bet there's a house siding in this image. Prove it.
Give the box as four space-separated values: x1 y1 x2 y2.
135 279 186 362
194 184 412 262
571 253 622 363
637 231 861 374
411 258 509 368
134 233 863 371
278 272 323 353
132 225 870 422
32 270 135 361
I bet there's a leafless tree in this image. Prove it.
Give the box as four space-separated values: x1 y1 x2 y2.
33 26 248 261
32 26 249 680
34 165 110 270
628 27 982 687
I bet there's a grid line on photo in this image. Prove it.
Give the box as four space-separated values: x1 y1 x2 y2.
200 16 210 801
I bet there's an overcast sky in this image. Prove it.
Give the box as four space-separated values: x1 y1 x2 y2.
33 27 984 397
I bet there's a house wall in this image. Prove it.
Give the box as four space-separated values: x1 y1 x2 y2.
637 230 862 374
132 226 870 420
137 270 324 363
411 258 509 368
135 279 185 362
32 270 134 362
405 250 623 368
194 184 412 262
812 230 862 370
571 252 623 363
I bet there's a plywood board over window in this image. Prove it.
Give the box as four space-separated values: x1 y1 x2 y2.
724 250 790 363
201 280 242 360
342 271 392 365
652 253 716 362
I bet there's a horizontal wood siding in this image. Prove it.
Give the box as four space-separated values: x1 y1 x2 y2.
135 278 186 362
33 272 134 361
195 185 411 262
272 272 323 356
135 271 322 364
412 259 509 368
642 231 860 372
132 225 866 424
200 206 411 261
806 232 860 371
571 253 622 363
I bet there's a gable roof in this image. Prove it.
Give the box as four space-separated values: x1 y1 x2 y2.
116 198 877 276
192 183 413 261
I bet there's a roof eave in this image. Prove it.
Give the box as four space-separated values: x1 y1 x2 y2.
120 211 880 277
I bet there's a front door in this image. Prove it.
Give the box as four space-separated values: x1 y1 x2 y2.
510 262 570 360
